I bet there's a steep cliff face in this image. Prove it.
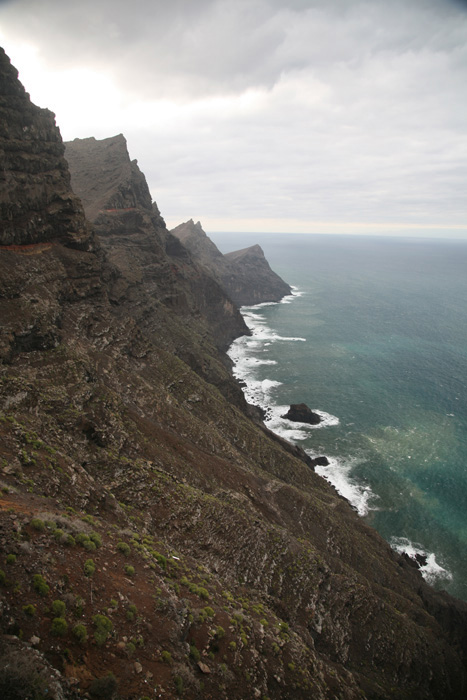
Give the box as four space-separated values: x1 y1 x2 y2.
1 49 467 700
0 48 92 250
171 219 292 306
65 136 247 353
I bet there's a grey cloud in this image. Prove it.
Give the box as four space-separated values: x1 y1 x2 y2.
1 0 466 231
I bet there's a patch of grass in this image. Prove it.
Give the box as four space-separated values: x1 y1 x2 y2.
124 564 135 577
6 554 16 564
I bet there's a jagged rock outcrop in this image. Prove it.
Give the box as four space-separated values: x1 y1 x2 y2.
0 48 92 250
65 137 247 352
1 49 467 700
282 403 322 425
171 219 291 306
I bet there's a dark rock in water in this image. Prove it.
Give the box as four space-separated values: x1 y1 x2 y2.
415 552 428 568
309 456 330 467
282 403 322 425
402 553 420 569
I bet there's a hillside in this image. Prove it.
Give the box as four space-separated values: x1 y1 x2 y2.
1 47 467 700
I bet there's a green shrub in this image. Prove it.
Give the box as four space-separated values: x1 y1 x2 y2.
53 528 65 541
174 675 184 695
215 625 225 639
89 672 118 698
32 574 49 596
6 554 16 564
72 623 88 644
124 565 135 577
52 600 66 617
51 617 68 636
93 614 113 646
65 534 76 547
75 533 90 546
84 559 96 577
204 606 215 617
197 586 209 601
22 604 36 617
154 552 167 569
116 541 130 556
126 641 136 656
30 518 45 532
0 569 5 586
161 650 172 664
126 604 137 621
74 596 85 617
89 532 102 548
83 539 96 552
189 643 200 662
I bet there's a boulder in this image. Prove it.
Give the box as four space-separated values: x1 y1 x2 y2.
282 403 322 425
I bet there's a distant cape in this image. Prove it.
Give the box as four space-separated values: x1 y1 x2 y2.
171 219 291 306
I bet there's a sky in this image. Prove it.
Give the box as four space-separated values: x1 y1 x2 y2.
1 0 467 237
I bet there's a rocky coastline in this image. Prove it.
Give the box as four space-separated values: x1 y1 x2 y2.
1 47 467 700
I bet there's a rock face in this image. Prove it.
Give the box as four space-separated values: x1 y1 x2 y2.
282 403 322 425
171 219 292 306
1 49 467 700
0 48 92 250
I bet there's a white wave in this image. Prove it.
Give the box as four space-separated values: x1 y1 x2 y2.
312 455 377 517
390 537 453 585
281 288 304 304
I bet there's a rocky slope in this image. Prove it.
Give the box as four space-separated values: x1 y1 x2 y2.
171 219 291 306
1 46 467 700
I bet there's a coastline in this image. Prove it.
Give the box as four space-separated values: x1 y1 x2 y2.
228 286 454 588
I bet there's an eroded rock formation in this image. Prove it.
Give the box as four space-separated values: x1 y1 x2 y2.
171 218 292 306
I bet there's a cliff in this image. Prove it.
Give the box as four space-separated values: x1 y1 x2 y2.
1 47 467 700
171 219 292 306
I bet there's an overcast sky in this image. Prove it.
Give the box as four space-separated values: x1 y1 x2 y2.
1 0 467 236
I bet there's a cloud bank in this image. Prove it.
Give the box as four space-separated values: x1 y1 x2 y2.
1 0 466 235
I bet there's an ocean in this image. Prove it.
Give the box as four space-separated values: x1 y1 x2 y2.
211 232 467 602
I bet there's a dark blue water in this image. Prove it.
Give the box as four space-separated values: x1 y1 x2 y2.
212 232 467 601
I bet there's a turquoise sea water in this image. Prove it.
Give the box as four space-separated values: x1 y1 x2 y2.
211 232 467 601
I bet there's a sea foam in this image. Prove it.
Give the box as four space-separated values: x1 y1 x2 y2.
390 536 453 585
312 455 376 517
